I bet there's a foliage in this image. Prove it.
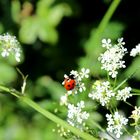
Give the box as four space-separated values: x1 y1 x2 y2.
0 0 140 139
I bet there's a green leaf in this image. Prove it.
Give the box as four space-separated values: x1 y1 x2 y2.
38 22 58 44
84 21 125 58
37 0 55 15
102 21 125 39
47 4 72 27
124 57 140 80
11 0 21 23
19 17 38 44
19 0 72 44
36 76 65 100
36 0 49 17
0 62 17 84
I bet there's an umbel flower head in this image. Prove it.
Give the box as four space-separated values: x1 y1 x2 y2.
88 80 115 107
116 87 132 101
88 80 132 107
0 33 21 62
130 106 140 125
98 38 127 78
67 101 89 130
106 111 128 138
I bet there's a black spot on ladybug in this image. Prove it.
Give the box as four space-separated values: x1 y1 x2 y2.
72 83 75 86
67 84 71 87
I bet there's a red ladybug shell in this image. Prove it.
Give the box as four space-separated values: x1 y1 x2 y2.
64 79 76 90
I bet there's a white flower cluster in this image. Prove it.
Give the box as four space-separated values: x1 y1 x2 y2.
130 106 140 124
67 101 89 130
88 81 115 106
62 68 90 95
116 87 132 101
98 38 127 78
130 44 140 57
89 80 132 107
0 33 21 62
106 112 128 138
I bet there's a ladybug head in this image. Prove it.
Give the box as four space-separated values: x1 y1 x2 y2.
69 74 75 79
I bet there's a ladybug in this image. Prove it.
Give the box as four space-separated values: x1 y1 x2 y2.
63 75 76 91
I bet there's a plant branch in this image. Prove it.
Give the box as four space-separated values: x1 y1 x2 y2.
0 85 97 140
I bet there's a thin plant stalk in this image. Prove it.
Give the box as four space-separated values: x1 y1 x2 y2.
0 85 98 140
94 0 121 43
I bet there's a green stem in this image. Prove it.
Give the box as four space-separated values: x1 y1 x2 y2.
84 0 121 74
0 85 97 140
114 67 140 92
123 126 132 136
132 88 140 93
124 101 134 108
132 93 140 96
96 0 121 39
89 0 121 51
91 120 117 140
113 77 117 88
107 73 110 82
114 69 138 91
92 121 105 132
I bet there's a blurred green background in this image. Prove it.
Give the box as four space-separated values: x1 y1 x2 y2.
0 0 140 139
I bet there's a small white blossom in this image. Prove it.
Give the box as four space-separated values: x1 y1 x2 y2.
62 74 69 85
106 112 128 138
1 49 9 57
0 33 21 62
116 87 132 101
88 80 115 106
60 95 68 106
67 101 89 130
130 106 140 124
15 48 21 62
102 38 112 49
98 38 127 78
77 101 85 108
80 68 90 78
78 83 86 92
130 44 140 57
67 90 73 95
117 38 125 46
70 70 79 78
